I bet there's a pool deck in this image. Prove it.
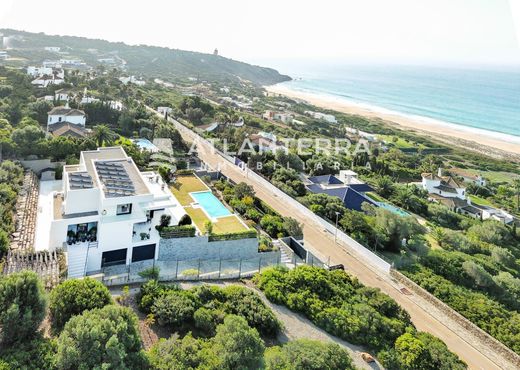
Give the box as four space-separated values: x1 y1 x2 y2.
170 175 248 234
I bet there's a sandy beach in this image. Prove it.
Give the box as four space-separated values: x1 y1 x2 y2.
266 84 520 160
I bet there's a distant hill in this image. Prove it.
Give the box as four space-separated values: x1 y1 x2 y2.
0 29 291 86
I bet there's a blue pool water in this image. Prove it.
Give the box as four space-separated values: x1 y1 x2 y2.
133 138 159 152
191 191 231 218
377 202 409 217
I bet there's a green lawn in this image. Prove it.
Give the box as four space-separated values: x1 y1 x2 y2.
469 194 493 207
379 135 426 149
170 175 209 206
170 175 248 235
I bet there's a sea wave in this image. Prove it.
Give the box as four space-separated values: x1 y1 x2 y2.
278 82 520 146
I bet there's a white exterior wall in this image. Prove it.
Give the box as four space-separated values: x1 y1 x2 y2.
48 114 86 126
27 66 52 77
422 178 465 199
55 92 69 101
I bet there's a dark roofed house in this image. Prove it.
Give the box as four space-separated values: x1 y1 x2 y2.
305 173 377 212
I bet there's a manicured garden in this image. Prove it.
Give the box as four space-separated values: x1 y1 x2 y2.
169 175 248 234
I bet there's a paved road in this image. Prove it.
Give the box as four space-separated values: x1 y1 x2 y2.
161 113 511 370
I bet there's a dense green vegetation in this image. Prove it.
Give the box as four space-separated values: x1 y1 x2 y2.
254 266 466 369
56 305 148 369
137 281 282 337
0 160 25 257
49 278 112 332
1 28 290 85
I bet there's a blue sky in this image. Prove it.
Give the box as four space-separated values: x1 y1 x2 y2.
1 0 519 66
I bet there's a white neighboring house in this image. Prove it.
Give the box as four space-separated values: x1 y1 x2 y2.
0 51 8 60
81 96 100 105
55 88 74 102
59 59 84 66
249 132 285 152
31 75 65 88
119 76 145 86
47 105 86 128
45 147 188 277
345 127 377 142
44 46 61 52
262 110 293 124
421 169 466 200
27 66 65 79
304 110 337 124
109 100 124 111
448 169 487 187
27 66 52 77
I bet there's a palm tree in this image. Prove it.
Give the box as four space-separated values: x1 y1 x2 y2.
92 124 116 147
375 176 395 198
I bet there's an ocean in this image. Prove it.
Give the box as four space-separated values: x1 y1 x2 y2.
274 64 520 140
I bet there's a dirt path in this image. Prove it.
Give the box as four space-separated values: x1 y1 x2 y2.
169 116 513 370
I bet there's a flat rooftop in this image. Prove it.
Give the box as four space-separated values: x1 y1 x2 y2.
70 147 150 197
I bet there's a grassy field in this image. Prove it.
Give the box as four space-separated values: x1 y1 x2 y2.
379 135 426 149
170 175 247 234
450 167 520 184
468 194 494 207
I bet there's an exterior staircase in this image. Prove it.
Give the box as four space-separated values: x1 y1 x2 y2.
67 244 89 278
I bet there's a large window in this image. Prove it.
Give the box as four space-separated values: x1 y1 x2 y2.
101 248 127 268
117 203 132 215
66 222 97 244
132 244 156 262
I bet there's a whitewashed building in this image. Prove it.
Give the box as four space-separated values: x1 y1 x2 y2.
55 88 74 102
421 169 466 200
48 105 86 127
31 75 65 88
305 110 337 124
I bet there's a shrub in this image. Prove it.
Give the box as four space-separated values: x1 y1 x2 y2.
151 291 198 327
0 271 47 345
136 279 178 313
194 307 225 336
56 305 147 369
265 339 355 370
148 334 217 370
49 278 112 332
178 214 192 226
221 285 282 336
212 315 264 370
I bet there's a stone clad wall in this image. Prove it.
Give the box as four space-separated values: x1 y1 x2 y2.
158 236 259 260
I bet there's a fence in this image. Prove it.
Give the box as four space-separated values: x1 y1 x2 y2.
96 253 281 286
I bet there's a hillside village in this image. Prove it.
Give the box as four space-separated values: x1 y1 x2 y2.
0 29 520 369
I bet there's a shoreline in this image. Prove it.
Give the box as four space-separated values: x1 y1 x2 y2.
265 84 520 159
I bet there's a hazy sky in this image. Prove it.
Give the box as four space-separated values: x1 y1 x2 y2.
1 0 519 70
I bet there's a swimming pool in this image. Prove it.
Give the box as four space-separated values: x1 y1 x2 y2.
133 138 159 152
377 202 410 217
191 191 232 218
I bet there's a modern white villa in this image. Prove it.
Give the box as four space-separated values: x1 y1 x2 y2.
34 147 266 279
